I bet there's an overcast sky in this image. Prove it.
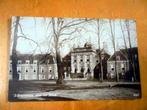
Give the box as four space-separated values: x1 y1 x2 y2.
10 17 138 57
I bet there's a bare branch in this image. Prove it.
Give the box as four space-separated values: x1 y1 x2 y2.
18 23 42 53
59 19 93 32
60 27 81 36
119 20 127 49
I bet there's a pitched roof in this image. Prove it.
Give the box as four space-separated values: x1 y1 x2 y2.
10 54 56 64
108 47 138 61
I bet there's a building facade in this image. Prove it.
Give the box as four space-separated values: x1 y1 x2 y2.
9 54 58 80
107 47 140 81
70 43 100 79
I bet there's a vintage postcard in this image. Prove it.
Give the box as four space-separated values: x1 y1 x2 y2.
8 16 141 101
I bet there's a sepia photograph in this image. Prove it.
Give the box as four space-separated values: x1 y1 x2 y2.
8 16 141 101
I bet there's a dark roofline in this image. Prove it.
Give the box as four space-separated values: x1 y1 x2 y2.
108 47 138 61
10 54 56 64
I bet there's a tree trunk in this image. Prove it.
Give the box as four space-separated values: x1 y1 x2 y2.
56 49 64 85
97 20 103 82
125 20 136 81
12 17 20 81
109 20 119 82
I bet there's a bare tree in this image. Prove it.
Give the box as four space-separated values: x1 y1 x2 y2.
125 20 136 81
96 19 104 81
49 18 92 84
11 17 41 81
11 17 20 81
120 20 128 50
109 19 119 82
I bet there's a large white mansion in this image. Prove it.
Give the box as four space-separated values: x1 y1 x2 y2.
70 43 100 79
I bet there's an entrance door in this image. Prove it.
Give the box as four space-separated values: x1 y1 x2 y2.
94 64 100 80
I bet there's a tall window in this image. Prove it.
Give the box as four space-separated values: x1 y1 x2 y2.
81 68 84 73
75 68 77 73
74 59 77 63
87 68 90 73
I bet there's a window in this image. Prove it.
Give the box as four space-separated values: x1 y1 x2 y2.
34 70 36 72
50 70 52 72
96 60 98 63
17 70 21 73
74 60 76 62
75 68 77 73
80 59 83 62
87 59 89 62
87 68 90 73
10 70 12 72
26 70 28 72
122 68 125 70
81 68 84 73
42 70 44 73
111 68 114 71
